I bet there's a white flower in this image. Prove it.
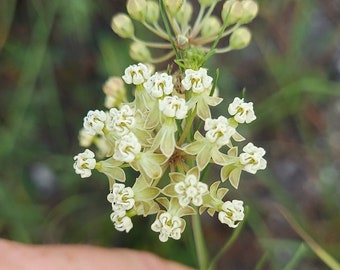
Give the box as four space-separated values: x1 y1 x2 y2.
83 110 107 136
113 132 141 163
143 72 174 98
228 97 256 124
239 142 267 174
110 210 133 233
175 174 208 207
106 105 136 135
78 128 94 147
73 149 96 178
218 200 244 228
151 212 184 242
107 183 135 211
159 96 188 119
205 116 236 146
122 63 151 85
181 68 213 93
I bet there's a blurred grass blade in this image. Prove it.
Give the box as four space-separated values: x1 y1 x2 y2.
208 206 249 270
283 242 308 270
0 0 17 50
254 250 269 270
278 205 340 270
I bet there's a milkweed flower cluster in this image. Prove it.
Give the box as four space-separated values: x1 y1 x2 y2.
73 0 266 243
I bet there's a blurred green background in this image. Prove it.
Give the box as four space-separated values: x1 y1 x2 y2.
0 0 339 269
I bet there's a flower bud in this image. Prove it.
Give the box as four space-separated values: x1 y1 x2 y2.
221 0 243 25
200 16 221 37
127 0 147 21
163 0 183 16
176 34 189 50
240 0 259 23
103 76 126 97
176 2 193 25
229 27 251 50
111 13 134 38
129 42 151 62
145 1 159 23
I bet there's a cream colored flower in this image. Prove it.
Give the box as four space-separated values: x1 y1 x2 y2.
151 96 188 157
228 97 256 124
218 199 244 228
106 105 136 136
239 142 267 174
159 96 188 119
113 132 141 163
110 210 133 232
181 68 222 120
143 72 174 98
183 131 231 171
73 149 96 178
205 116 236 146
107 183 135 212
151 212 185 242
122 63 151 85
174 173 208 207
181 68 213 93
83 110 107 136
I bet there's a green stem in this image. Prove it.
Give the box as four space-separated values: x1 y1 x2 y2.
150 51 175 64
192 211 209 270
159 0 181 65
132 36 172 49
191 3 217 38
190 5 205 37
208 206 248 270
178 106 197 146
282 243 308 270
142 21 170 40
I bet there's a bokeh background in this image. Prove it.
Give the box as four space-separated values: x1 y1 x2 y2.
0 0 339 269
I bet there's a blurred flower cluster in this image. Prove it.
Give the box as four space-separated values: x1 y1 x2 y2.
74 0 266 243
111 0 258 66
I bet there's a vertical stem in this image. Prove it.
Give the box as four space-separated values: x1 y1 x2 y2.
159 0 181 64
178 106 197 146
208 206 248 270
192 211 208 270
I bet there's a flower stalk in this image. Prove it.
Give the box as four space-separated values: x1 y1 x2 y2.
192 208 209 270
73 0 265 268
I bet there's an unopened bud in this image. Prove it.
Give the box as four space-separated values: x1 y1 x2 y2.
240 0 258 23
176 34 189 50
176 2 193 25
145 1 160 23
201 16 221 37
103 77 127 108
127 0 147 21
221 0 243 25
229 27 251 50
103 77 125 96
78 128 94 147
163 0 183 16
129 42 151 62
111 13 134 38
